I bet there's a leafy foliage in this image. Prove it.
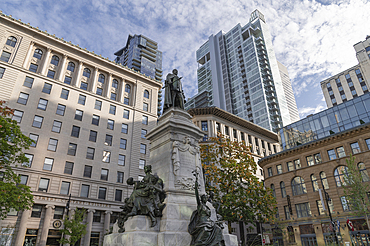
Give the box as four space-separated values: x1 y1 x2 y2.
58 208 87 245
0 101 33 219
200 134 277 225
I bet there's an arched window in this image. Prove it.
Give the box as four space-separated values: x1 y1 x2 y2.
310 174 319 192
112 79 118 89
125 84 131 93
144 90 149 99
50 55 59 66
67 62 75 72
280 181 286 198
334 166 348 187
358 162 370 182
320 171 329 189
98 74 105 83
83 68 91 78
6 36 17 47
287 226 295 243
33 49 43 60
270 184 276 197
291 176 307 196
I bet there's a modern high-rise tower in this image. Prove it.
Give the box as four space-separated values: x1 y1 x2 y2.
185 10 299 132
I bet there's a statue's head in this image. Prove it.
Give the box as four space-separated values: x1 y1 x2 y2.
172 69 178 75
144 165 152 174
201 194 208 204
126 177 134 185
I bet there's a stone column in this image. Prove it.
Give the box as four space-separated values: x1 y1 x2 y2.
22 41 34 69
73 61 83 87
104 211 112 235
118 79 125 103
208 120 214 138
39 205 55 246
57 54 68 81
83 209 95 246
104 73 112 98
89 67 98 92
14 209 31 246
41 48 52 75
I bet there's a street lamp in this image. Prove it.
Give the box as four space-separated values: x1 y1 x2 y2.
60 194 72 246
323 188 339 245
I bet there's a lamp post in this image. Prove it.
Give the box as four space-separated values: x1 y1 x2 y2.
60 194 72 246
323 188 339 245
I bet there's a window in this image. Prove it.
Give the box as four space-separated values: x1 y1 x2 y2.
334 166 349 187
105 135 113 146
123 110 129 119
287 161 294 171
121 123 128 134
60 181 70 195
141 129 147 139
125 84 131 93
29 63 38 73
92 115 100 126
143 102 149 112
144 90 149 99
94 100 102 110
6 36 17 47
102 151 111 163
201 121 208 131
280 182 286 198
89 130 97 142
71 126 80 138
314 153 322 164
20 175 28 185
37 98 48 110
80 82 88 90
0 51 11 62
350 142 361 154
295 202 311 218
60 89 69 100
96 88 103 96
29 133 39 147
327 149 336 160
51 55 59 66
117 172 124 183
124 97 129 105
118 154 125 166
267 167 273 177
83 68 91 78
64 76 72 85
12 110 24 123
64 162 74 175
311 174 319 192
47 138 58 151
284 206 291 220
120 138 127 149
336 146 346 158
140 144 146 154
111 93 117 101
0 67 4 78
107 119 114 130
115 189 122 202
98 74 105 83
42 83 52 94
33 48 43 59
83 166 92 178
93 211 101 223
139 159 145 169
32 115 43 128
52 120 62 133
112 79 118 88
31 204 43 218
78 95 86 105
67 143 77 156
47 70 55 79
294 159 301 169
17 92 29 105
54 207 64 219
271 184 276 197
142 115 148 125
276 164 282 174
23 154 34 167
225 126 229 136
109 105 116 115
86 147 95 160
358 162 370 182
320 172 329 189
56 104 66 116
23 76 34 88
138 175 144 181
74 110 83 121
306 156 314 166
291 177 307 196
98 187 107 199
67 62 75 72
340 196 350 211
81 184 90 197
38 178 49 192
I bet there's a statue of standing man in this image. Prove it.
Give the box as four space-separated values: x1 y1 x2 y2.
163 69 185 113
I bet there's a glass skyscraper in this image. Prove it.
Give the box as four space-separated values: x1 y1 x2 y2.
185 10 299 132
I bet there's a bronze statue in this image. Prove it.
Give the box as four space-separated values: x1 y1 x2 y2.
188 171 225 246
163 69 185 113
117 165 166 231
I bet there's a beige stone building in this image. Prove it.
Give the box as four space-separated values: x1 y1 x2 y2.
0 12 162 246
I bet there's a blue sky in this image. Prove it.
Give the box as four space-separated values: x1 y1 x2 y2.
2 0 369 119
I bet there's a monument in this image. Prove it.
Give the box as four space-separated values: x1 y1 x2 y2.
104 70 237 246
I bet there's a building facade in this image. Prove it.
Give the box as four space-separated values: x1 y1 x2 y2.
0 13 162 246
321 36 370 108
185 10 299 133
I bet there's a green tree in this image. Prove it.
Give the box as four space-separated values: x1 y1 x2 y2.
200 134 277 230
343 155 370 230
58 208 87 245
0 101 33 219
